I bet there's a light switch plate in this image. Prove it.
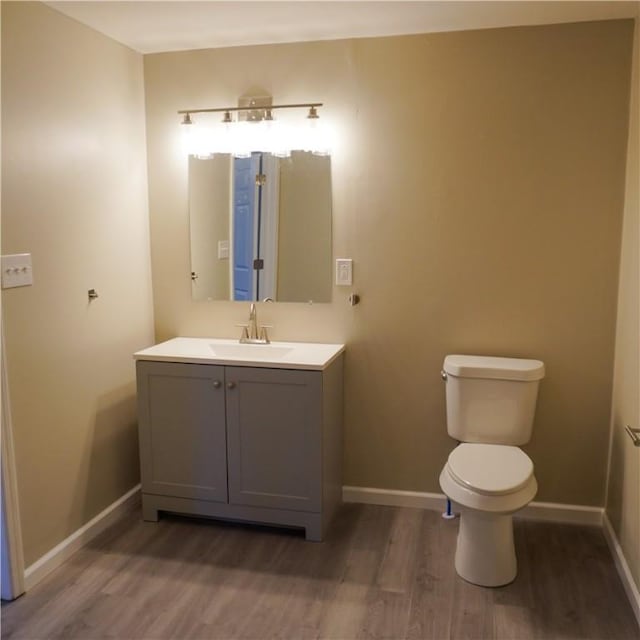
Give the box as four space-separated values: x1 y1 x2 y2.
1 253 33 289
218 240 230 260
335 258 353 286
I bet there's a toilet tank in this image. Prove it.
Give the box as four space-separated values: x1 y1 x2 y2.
443 355 545 445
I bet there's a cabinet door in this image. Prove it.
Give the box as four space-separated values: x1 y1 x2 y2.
225 367 322 512
137 361 227 502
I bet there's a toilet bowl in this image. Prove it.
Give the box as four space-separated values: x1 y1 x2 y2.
439 443 537 587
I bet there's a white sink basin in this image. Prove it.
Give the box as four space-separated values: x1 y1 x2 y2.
209 343 294 360
134 337 345 371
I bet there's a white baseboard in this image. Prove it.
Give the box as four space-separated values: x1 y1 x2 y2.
24 485 141 591
342 486 603 526
516 500 603 526
603 513 640 628
342 486 446 511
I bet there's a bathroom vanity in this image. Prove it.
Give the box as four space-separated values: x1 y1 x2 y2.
134 337 344 541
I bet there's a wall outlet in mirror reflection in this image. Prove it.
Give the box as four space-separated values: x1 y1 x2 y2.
218 240 229 260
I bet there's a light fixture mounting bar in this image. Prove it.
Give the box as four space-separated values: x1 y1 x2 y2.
177 102 323 116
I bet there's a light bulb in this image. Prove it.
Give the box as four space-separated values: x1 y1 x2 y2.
181 122 197 156
210 119 232 155
233 121 252 158
253 120 269 153
272 120 292 158
305 117 331 155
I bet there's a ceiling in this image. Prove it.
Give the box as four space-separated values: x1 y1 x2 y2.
46 1 639 54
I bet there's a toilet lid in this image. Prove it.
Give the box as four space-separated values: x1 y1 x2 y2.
447 443 534 496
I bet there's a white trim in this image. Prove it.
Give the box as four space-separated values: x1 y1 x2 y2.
342 486 445 511
342 486 604 526
517 500 603 526
228 154 235 298
24 485 141 591
259 153 279 301
1 325 26 600
603 512 640 628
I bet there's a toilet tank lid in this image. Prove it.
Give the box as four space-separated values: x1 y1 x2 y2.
443 355 545 381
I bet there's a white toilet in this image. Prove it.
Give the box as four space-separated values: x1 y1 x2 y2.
439 354 545 587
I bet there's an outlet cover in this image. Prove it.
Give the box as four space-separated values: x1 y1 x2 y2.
335 258 353 286
218 240 230 260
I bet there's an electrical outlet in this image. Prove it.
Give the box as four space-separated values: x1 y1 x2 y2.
335 258 353 286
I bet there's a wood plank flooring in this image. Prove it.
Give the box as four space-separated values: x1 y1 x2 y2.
2 504 638 639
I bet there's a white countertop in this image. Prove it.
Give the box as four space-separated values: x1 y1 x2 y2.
133 337 345 371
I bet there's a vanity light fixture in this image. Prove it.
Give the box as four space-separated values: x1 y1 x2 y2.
179 99 328 158
178 101 323 123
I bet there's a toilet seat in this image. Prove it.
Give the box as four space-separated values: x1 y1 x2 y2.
447 443 533 496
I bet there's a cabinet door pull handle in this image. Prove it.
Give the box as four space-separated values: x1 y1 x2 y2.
227 382 236 390
212 380 222 389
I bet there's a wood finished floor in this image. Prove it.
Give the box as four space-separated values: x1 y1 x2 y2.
2 504 638 640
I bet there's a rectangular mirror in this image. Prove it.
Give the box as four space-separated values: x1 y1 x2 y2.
189 151 332 303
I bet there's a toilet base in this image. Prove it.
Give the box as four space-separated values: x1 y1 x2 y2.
455 508 517 587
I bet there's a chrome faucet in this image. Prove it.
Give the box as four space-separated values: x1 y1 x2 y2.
238 303 271 344
248 303 258 340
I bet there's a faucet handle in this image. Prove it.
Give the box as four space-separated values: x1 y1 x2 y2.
235 324 249 341
259 325 272 343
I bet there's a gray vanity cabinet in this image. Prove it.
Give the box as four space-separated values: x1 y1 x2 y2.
225 366 322 512
136 361 228 503
135 355 343 541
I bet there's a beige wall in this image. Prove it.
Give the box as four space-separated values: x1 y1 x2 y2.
189 156 230 301
1 2 154 565
144 20 634 506
278 152 332 302
606 18 640 592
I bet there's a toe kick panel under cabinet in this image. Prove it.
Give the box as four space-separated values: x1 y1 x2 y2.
135 355 343 541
